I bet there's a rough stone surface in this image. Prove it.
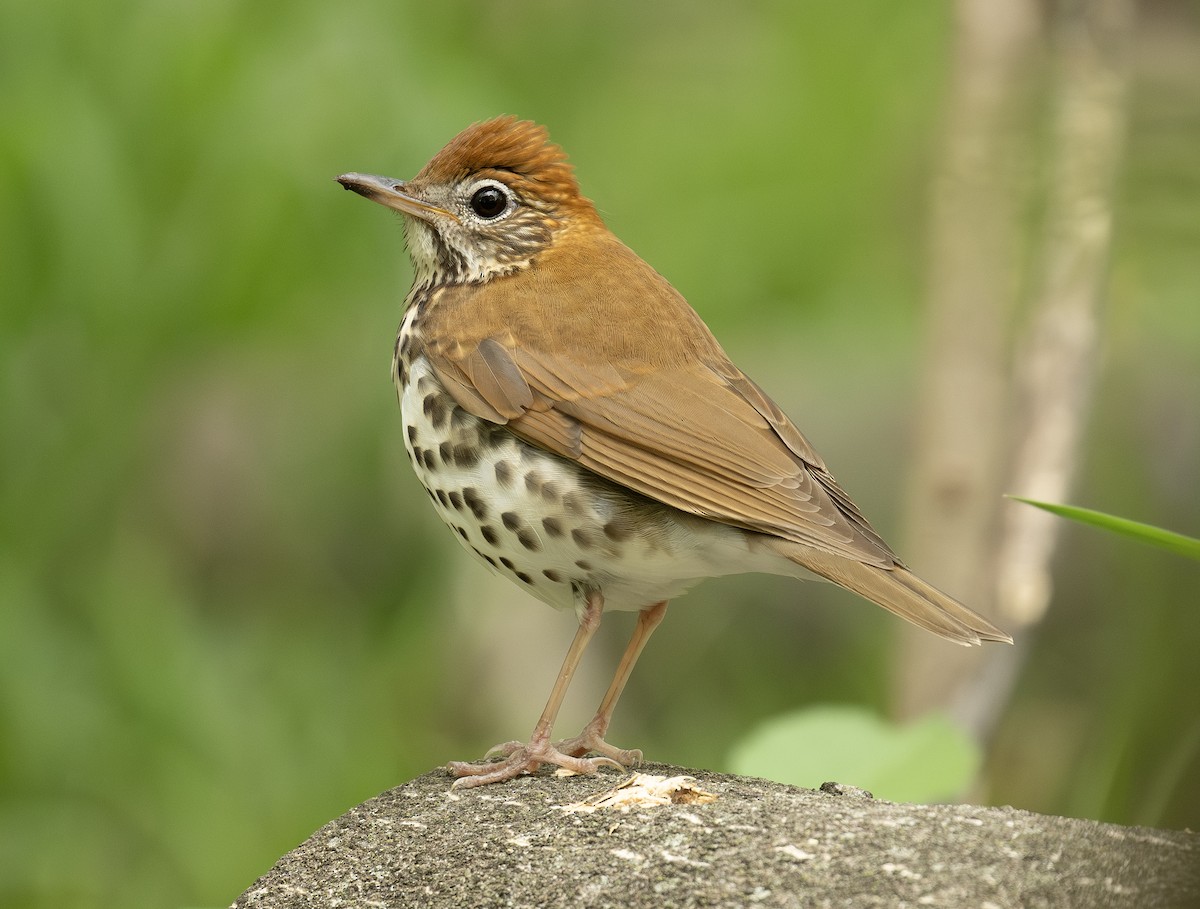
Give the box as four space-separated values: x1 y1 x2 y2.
232 763 1200 909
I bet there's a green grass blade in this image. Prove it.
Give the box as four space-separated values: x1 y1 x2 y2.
1008 496 1200 561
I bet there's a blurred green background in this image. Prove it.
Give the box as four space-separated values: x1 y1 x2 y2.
2 1 1198 906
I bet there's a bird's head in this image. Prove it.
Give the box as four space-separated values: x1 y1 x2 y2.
337 117 600 286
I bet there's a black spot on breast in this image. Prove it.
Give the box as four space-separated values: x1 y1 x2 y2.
516 529 540 551
452 444 479 469
435 489 449 507
603 519 633 542
501 511 521 531
438 441 453 465
422 449 437 470
571 528 595 549
499 557 515 570
524 471 542 493
449 491 464 511
575 559 592 571
495 460 514 487
542 517 564 537
423 393 448 429
541 481 560 502
407 425 418 445
480 525 499 546
454 525 468 540
515 571 534 585
542 569 562 583
462 488 488 520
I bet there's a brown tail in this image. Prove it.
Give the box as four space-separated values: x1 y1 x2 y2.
770 542 1012 646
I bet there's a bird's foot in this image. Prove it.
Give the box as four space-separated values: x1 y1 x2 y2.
554 716 643 767
448 735 624 789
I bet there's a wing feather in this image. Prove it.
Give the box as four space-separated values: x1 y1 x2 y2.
430 337 894 565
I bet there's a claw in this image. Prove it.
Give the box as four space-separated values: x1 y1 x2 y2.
554 716 644 767
482 740 524 760
558 736 643 766
448 737 628 789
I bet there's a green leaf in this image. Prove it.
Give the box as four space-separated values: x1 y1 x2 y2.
1007 497 1200 562
726 704 980 803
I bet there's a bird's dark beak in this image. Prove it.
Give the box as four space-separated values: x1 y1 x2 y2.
335 173 455 222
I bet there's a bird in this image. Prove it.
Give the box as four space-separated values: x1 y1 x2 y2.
336 116 1010 788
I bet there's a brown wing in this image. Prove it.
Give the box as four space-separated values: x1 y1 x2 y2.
428 340 897 568
419 229 898 567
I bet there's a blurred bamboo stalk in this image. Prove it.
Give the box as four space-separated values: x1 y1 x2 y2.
897 0 1132 737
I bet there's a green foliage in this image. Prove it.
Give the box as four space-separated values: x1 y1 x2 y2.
1008 497 1200 561
728 705 981 804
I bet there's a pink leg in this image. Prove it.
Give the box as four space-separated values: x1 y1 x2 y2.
557 600 668 764
447 589 625 788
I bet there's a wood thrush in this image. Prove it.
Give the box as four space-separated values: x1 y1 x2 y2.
337 117 1010 788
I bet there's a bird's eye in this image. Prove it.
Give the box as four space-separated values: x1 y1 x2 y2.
470 185 509 219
